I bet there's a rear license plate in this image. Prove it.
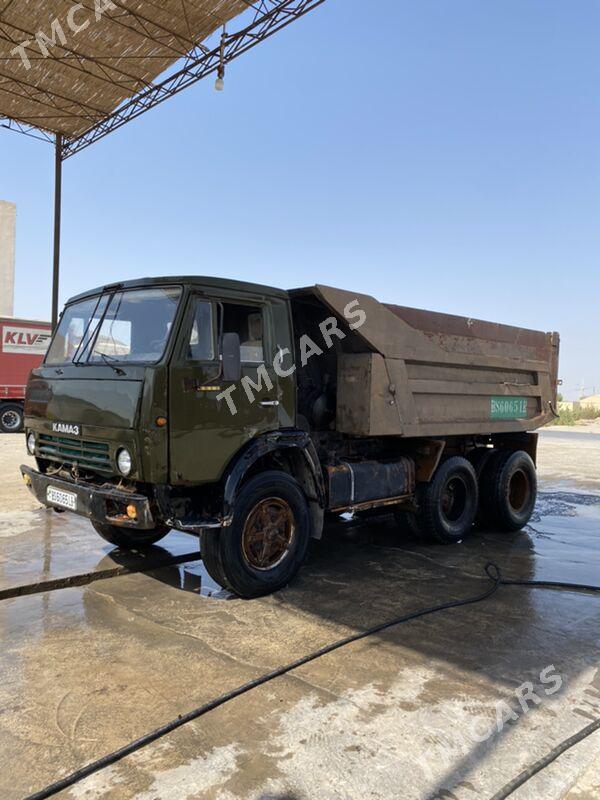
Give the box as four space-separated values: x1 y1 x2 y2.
46 486 77 511
491 397 528 420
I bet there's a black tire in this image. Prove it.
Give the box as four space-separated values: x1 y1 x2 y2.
198 529 231 590
201 470 311 598
467 447 495 527
0 403 24 433
479 450 537 532
393 506 425 539
467 447 495 480
419 456 479 544
91 520 170 548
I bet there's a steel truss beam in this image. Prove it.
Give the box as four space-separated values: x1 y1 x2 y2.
1 0 324 157
61 0 325 158
0 0 326 333
0 116 53 143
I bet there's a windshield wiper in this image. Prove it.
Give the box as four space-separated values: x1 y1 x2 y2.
97 352 126 376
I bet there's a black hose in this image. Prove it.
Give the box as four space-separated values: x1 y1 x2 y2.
23 564 600 800
486 562 600 798
484 563 600 595
490 717 600 800
501 577 600 593
24 564 503 800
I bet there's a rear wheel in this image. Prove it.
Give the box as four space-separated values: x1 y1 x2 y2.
467 447 495 527
479 450 537 532
0 403 24 433
467 447 495 480
201 470 311 598
91 520 170 548
418 457 479 544
393 506 425 539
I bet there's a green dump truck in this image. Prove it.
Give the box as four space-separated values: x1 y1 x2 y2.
21 277 560 597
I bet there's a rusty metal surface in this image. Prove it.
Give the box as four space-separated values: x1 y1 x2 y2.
241 497 296 571
326 458 414 512
291 285 559 439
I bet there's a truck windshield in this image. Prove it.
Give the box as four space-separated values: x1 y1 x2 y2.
46 287 182 366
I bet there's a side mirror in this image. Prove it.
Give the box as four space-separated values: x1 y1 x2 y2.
221 332 242 382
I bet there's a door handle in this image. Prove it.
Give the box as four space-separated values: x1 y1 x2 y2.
260 400 280 407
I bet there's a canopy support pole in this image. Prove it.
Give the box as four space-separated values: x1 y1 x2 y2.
52 134 63 331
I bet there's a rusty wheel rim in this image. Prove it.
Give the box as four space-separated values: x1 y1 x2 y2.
508 469 530 513
441 476 468 523
241 497 296 571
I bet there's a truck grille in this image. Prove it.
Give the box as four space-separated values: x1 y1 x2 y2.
38 434 112 473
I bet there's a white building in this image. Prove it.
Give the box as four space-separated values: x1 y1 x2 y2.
0 201 16 318
580 395 600 411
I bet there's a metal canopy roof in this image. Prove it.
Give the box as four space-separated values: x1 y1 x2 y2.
0 0 325 330
1 0 323 157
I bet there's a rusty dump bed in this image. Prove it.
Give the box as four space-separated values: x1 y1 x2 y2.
291 285 560 438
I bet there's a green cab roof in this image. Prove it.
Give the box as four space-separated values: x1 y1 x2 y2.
67 275 290 305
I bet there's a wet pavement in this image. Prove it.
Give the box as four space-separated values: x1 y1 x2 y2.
537 428 600 493
0 434 599 799
0 511 207 597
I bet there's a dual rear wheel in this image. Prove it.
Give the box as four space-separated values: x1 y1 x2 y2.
478 449 538 531
90 452 537 596
395 449 537 544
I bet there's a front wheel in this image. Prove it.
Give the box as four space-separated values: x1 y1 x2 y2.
201 470 311 598
0 403 24 433
91 520 170 548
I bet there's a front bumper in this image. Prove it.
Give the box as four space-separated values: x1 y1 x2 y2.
20 466 157 530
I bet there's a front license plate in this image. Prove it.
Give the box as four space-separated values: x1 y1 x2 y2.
46 486 77 511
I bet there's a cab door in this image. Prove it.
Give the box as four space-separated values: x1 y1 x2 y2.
169 292 283 484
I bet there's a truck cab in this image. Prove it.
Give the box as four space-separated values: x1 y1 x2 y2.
22 276 557 597
22 278 327 596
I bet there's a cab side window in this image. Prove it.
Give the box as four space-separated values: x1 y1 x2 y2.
187 299 214 361
221 303 264 363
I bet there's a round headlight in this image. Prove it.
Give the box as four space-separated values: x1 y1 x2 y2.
116 448 133 477
27 432 36 456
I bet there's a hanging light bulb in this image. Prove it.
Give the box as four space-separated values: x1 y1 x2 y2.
215 25 226 91
215 65 225 92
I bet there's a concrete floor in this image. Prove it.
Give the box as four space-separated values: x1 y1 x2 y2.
0 430 599 800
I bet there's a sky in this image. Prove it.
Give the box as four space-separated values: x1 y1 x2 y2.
1 0 599 400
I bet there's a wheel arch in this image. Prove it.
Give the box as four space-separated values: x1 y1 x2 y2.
221 430 326 539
